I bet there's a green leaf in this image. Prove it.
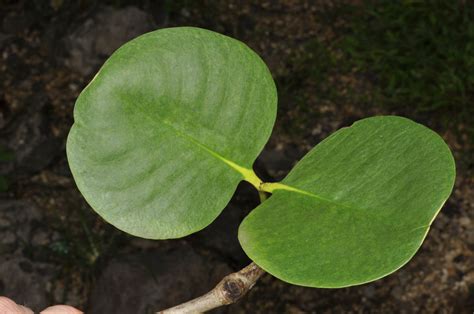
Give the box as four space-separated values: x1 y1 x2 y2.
67 27 277 239
239 116 455 288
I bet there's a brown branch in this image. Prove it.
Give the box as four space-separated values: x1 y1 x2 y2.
157 262 265 313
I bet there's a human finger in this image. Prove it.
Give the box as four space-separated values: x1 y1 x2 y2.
40 305 83 314
0 296 34 314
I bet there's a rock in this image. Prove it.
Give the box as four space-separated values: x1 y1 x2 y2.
87 243 232 314
63 6 156 76
257 144 302 181
0 255 55 312
0 200 42 254
0 100 61 177
188 204 250 266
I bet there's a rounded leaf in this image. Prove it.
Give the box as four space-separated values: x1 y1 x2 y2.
239 116 455 288
67 27 277 239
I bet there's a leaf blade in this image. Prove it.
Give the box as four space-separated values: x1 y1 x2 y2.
67 27 277 239
239 116 455 287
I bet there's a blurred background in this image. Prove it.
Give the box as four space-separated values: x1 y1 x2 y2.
0 0 473 313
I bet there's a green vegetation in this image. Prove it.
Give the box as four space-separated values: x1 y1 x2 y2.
67 27 277 239
276 1 474 143
342 1 474 117
240 116 454 287
67 27 455 289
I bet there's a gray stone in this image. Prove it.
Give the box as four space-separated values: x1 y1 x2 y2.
257 144 303 181
0 200 42 254
0 255 55 312
88 243 232 314
0 104 61 177
64 6 156 76
189 204 249 266
257 148 293 180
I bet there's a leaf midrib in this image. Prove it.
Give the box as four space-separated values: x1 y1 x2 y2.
133 104 263 188
262 182 437 235
123 105 438 231
129 105 380 211
261 182 354 210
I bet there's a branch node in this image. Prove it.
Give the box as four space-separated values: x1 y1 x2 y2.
157 263 265 313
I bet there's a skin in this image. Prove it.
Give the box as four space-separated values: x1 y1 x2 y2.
0 297 82 314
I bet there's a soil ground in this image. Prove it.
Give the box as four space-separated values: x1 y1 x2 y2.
0 1 473 313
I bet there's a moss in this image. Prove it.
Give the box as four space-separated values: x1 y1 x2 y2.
340 1 474 119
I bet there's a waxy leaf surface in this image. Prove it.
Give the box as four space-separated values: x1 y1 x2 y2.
67 27 277 239
239 116 455 288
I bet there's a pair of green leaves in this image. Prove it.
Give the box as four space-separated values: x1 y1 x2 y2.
67 27 455 288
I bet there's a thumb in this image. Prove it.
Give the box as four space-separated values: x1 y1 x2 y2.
0 297 33 314
40 305 83 314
